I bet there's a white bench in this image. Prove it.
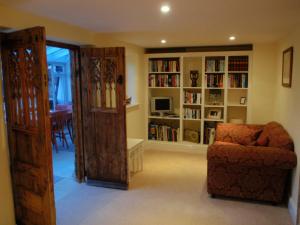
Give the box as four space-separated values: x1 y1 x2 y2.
127 138 144 181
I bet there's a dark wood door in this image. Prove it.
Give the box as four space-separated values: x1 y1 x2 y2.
1 27 56 225
81 47 128 189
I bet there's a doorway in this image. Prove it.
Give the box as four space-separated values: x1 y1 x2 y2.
47 45 75 199
45 41 84 202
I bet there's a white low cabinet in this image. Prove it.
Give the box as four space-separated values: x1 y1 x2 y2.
127 138 144 181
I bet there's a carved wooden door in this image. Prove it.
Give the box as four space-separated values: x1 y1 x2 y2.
81 47 128 189
1 27 56 224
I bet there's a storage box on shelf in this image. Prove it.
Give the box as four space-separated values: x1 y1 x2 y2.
146 53 250 149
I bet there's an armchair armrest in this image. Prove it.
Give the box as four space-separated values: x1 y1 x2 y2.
207 144 297 170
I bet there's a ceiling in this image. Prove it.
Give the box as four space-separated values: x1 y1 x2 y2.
1 0 300 47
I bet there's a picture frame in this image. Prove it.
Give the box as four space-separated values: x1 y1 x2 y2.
207 109 222 119
282 47 293 87
240 97 246 105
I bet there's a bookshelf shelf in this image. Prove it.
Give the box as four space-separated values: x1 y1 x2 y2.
227 104 248 107
204 105 224 108
228 88 248 90
228 71 248 73
204 118 224 122
148 87 180 89
146 53 250 148
205 71 225 74
149 72 181 74
183 87 202 89
183 118 201 121
183 103 201 106
148 116 180 120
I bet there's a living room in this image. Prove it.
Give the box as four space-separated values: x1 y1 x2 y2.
0 1 300 225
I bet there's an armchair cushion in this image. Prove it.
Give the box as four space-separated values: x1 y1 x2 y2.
257 121 294 151
208 144 297 170
215 123 263 146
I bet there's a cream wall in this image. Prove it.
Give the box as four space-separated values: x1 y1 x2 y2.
125 48 146 139
249 44 277 124
273 27 300 225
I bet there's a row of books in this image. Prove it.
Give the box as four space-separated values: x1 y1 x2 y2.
204 122 217 144
149 74 180 87
228 74 248 88
206 74 224 88
149 59 180 72
148 123 180 142
184 108 201 119
228 56 248 71
205 59 225 72
184 91 201 104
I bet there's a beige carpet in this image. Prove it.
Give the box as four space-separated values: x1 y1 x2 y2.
55 150 292 225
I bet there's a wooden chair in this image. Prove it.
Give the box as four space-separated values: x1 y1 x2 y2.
55 104 73 142
50 110 69 152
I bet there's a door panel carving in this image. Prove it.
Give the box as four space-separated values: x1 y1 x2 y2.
81 47 127 189
1 27 56 225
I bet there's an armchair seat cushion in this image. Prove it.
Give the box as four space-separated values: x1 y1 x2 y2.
208 144 297 170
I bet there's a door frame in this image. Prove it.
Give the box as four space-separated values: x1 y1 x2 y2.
46 40 85 182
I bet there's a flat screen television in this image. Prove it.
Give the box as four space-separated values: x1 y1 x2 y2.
151 97 173 115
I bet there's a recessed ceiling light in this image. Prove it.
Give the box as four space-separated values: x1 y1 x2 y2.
161 39 167 44
161 5 170 13
229 36 236 41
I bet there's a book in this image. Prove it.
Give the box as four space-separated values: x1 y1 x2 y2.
184 91 201 104
149 59 180 72
228 73 248 88
148 74 180 87
148 122 179 142
206 74 224 88
184 108 201 119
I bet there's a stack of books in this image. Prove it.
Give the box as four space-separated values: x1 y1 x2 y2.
148 123 180 142
228 56 248 71
228 74 248 88
184 91 201 104
204 123 216 145
149 74 180 87
206 74 224 88
184 108 201 119
149 59 180 72
206 59 225 72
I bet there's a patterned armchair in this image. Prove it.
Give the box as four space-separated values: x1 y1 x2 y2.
207 122 297 203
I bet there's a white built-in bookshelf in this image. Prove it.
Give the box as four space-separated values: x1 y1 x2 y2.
146 52 251 148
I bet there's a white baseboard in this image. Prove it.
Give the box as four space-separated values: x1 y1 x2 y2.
144 140 207 154
289 197 298 225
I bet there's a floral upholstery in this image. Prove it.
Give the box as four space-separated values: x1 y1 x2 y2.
207 123 297 203
257 121 294 151
215 123 263 146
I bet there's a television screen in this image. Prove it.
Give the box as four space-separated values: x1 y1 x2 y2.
155 99 170 111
